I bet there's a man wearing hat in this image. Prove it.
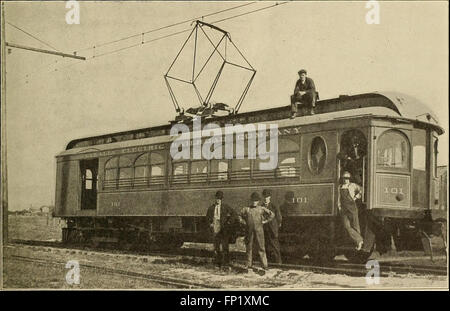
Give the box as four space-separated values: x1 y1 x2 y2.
339 171 364 251
290 69 317 117
337 134 366 185
239 192 275 271
262 189 282 264
206 191 238 266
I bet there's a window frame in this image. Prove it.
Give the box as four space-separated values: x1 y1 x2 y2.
276 136 300 178
231 158 251 180
171 160 189 184
252 136 300 179
229 137 251 181
412 128 427 172
210 159 229 181
190 160 209 183
133 153 150 187
85 168 94 190
433 136 439 178
149 151 166 185
308 136 328 175
376 129 411 172
117 155 134 188
411 129 428 207
104 151 167 190
104 156 120 189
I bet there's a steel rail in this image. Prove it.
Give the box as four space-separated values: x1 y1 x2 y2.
8 240 447 277
6 253 219 289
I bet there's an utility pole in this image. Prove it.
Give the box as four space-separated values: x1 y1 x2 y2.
1 1 8 246
0 4 86 249
1 1 8 290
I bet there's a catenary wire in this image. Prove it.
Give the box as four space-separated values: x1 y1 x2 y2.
84 2 288 61
13 1 289 85
75 2 257 53
12 2 258 84
6 21 60 52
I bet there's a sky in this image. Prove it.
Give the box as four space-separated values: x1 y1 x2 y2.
4 1 449 210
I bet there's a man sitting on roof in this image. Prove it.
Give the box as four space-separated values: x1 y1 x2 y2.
290 69 317 118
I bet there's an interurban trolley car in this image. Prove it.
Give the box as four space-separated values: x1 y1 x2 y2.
55 92 446 262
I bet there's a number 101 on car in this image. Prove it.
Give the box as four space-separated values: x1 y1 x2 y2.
292 196 308 203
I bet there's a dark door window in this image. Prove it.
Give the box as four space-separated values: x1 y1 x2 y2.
81 159 98 210
339 129 368 201
412 129 426 207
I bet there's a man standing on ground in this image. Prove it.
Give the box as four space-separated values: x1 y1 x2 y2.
206 191 238 266
239 192 275 271
262 189 282 264
339 171 364 251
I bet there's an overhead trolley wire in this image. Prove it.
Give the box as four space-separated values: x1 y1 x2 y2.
75 1 257 53
13 2 257 84
6 21 60 52
82 1 289 61
15 1 289 84
210 1 287 25
94 27 193 58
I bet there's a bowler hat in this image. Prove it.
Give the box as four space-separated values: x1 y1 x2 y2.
215 191 224 199
262 189 272 198
250 192 260 201
298 69 307 75
342 171 351 179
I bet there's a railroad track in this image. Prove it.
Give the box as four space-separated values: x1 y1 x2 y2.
327 259 448 276
8 239 189 257
266 260 447 277
6 253 220 289
7 239 448 278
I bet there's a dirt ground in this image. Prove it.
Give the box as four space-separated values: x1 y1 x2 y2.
3 255 169 289
3 215 448 289
4 216 448 289
3 244 447 289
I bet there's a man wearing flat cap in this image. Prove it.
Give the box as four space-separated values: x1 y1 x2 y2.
262 189 282 264
239 192 275 271
290 69 317 117
206 191 238 266
339 171 364 251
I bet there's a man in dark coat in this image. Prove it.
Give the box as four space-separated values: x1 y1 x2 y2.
206 191 238 266
262 189 282 264
290 69 317 117
337 135 366 185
